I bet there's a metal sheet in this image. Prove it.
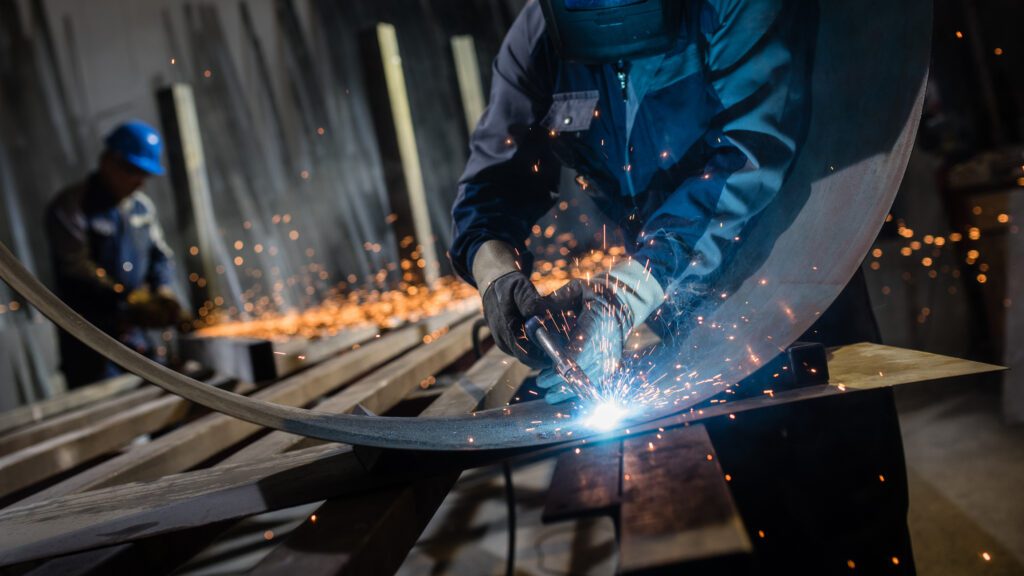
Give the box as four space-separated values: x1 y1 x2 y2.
0 0 930 452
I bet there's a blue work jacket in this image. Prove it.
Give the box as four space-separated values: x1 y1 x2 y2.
451 0 809 305
46 174 176 385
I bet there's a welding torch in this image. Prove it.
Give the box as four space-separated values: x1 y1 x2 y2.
525 316 594 397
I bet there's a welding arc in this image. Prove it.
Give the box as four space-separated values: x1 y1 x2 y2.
0 239 592 451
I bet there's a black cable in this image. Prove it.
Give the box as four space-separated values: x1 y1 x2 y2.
473 319 514 575
503 460 517 576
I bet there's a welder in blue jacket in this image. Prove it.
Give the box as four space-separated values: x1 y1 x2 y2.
46 121 185 388
452 1 915 573
452 0 817 398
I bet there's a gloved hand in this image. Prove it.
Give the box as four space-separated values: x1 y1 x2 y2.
474 240 576 368
125 287 185 328
538 259 665 404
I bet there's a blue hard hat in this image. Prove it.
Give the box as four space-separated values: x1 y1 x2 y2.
104 121 166 176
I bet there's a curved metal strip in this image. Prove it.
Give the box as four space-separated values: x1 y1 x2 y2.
0 0 931 452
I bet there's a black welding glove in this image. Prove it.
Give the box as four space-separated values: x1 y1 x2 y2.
537 260 665 404
474 240 578 369
125 288 185 329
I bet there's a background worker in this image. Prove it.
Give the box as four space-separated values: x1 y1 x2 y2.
450 1 914 573
46 120 186 389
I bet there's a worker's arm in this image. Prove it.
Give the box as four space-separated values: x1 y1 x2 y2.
45 202 124 308
633 0 807 312
449 2 561 287
449 4 566 367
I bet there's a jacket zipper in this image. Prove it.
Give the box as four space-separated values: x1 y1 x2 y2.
615 60 629 102
615 60 640 210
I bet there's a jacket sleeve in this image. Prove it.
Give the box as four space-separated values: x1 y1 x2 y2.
633 0 807 296
45 201 123 307
449 2 561 286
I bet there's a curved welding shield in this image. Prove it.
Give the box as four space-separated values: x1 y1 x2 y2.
539 0 683 63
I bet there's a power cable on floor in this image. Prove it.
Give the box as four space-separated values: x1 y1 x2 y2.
503 460 517 576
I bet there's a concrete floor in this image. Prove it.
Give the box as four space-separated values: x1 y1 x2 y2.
897 376 1024 575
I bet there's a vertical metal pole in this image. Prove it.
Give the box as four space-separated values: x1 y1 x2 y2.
450 35 486 137
157 84 244 314
360 23 441 288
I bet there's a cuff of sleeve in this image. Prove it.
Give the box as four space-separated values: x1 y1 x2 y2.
471 240 526 292
607 258 666 329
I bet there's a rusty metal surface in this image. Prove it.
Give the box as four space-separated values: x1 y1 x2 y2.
0 0 930 452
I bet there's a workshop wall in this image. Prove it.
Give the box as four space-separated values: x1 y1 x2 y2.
0 0 523 405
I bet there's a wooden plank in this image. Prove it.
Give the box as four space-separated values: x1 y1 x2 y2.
272 325 380 377
250 348 529 576
0 342 974 566
0 393 190 499
620 425 750 574
0 350 528 567
828 342 1005 390
0 375 239 499
0 383 163 458
221 319 481 464
28 315 482 575
251 473 455 576
359 22 441 287
0 373 142 434
0 443 359 567
542 440 622 524
14 313 470 506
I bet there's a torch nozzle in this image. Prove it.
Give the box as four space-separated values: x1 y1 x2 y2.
525 316 593 394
